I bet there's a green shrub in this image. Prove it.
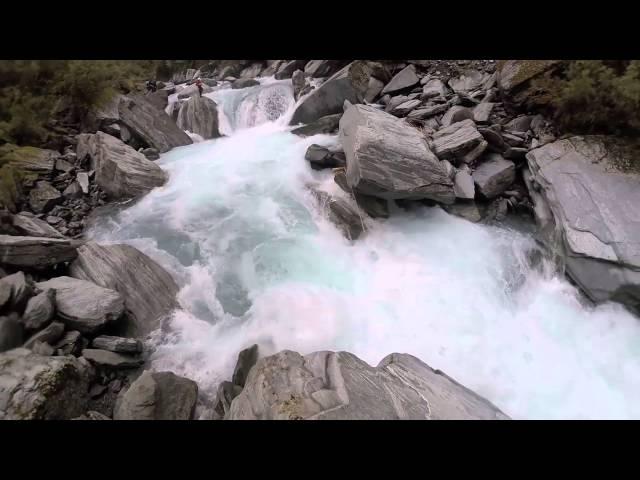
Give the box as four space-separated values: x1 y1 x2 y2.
543 60 640 136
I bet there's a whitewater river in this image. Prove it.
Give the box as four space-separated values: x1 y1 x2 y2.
88 79 640 419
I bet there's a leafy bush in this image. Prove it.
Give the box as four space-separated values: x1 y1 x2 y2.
543 60 640 136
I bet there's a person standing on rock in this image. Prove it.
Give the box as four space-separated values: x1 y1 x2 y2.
196 78 203 97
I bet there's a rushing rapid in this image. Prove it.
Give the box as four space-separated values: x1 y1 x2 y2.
88 80 640 419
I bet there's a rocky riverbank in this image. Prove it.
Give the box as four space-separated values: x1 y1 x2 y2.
1 59 639 420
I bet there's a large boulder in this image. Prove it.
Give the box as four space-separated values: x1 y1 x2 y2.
118 95 193 153
114 370 198 420
232 78 260 89
290 61 371 125
0 271 34 313
0 235 79 269
525 136 640 312
76 132 167 200
0 348 92 420
21 289 55 332
231 344 259 388
472 154 516 199
496 60 563 110
70 243 179 338
145 90 169 112
177 84 213 99
36 276 124 335
81 349 143 368
432 119 488 166
274 60 307 80
226 350 509 420
176 95 221 140
339 104 455 204
239 62 264 79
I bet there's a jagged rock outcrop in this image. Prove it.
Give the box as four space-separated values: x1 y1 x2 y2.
226 350 509 420
0 235 80 269
176 95 221 140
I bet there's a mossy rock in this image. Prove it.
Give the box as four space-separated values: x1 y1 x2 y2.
0 144 57 176
0 164 23 212
497 60 566 110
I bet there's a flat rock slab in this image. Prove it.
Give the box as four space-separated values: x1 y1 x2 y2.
92 335 143 354
526 136 640 311
226 350 509 420
339 103 454 204
291 114 342 137
70 243 179 338
29 182 62 213
0 235 80 269
24 321 65 349
432 119 488 165
82 349 144 368
36 276 124 335
0 348 91 420
381 65 420 95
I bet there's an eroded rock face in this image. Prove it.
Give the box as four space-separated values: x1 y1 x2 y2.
525 136 640 313
0 349 92 420
339 103 455 204
226 350 509 420
176 96 221 139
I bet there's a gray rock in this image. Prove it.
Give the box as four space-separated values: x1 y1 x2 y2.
22 289 55 331
176 95 221 140
232 78 260 89
504 147 528 160
145 90 169 112
70 243 179 338
0 314 23 353
440 106 475 127
0 281 10 310
142 148 160 161
340 104 455 204
73 410 111 420
239 63 264 79
304 60 346 78
261 60 283 77
473 102 494 123
0 145 57 176
290 61 371 125
76 172 90 194
213 381 243 419
502 132 525 148
92 335 143 354
448 70 490 94
365 62 392 83
421 78 448 99
76 132 167 200
526 136 640 312
334 171 390 218
479 127 506 152
24 321 65 349
390 99 421 116
36 276 124 335
232 344 259 388
55 158 74 173
62 181 83 200
82 349 143 368
0 348 92 419
364 77 385 103
432 119 488 165
0 235 79 270
291 70 306 100
114 370 198 420
472 154 516 199
29 181 62 213
11 213 65 238
443 202 483 223
53 330 83 356
118 95 193 153
506 115 534 132
291 114 342 137
226 350 509 420
0 271 33 313
275 60 307 80
176 84 212 99
497 60 562 109
32 341 55 356
381 65 420 95
407 103 449 119
453 167 476 199
46 216 63 226
310 189 365 241
304 145 345 170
